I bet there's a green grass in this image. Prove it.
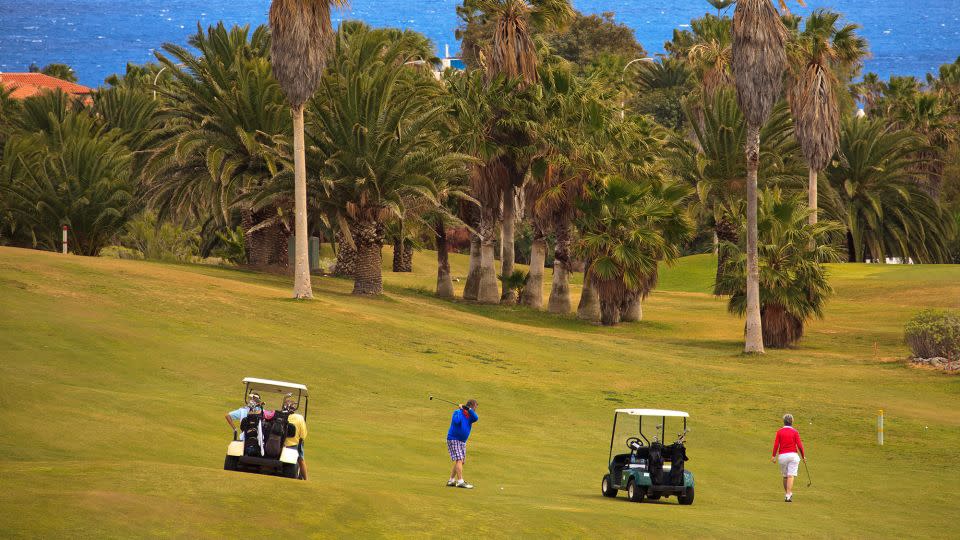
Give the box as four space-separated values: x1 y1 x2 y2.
0 246 958 538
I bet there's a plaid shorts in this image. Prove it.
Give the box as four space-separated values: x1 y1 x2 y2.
447 439 466 461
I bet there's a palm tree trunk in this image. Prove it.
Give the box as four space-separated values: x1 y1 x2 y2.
548 223 572 314
435 217 454 298
500 185 517 303
808 168 818 225
351 220 383 295
333 229 357 277
598 287 621 326
392 239 413 272
713 216 738 295
744 123 765 354
291 106 312 299
577 271 601 322
520 232 546 308
846 229 857 263
463 234 481 300
621 293 642 322
477 209 500 304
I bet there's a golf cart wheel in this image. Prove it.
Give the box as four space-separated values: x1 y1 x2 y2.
224 456 239 471
627 479 645 503
601 475 618 498
678 487 694 505
281 462 299 479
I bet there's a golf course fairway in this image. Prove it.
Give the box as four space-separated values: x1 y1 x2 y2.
0 246 958 538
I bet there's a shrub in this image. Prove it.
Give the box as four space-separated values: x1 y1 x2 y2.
119 212 200 262
212 226 247 265
905 309 960 359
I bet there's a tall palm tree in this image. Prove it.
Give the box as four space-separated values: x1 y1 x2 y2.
677 88 803 294
469 0 574 303
787 9 867 226
731 0 791 354
268 0 346 299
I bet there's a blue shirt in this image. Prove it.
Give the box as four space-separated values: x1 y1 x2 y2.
229 407 250 440
446 408 479 442
229 407 250 421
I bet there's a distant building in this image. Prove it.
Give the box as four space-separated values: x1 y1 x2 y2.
0 72 93 103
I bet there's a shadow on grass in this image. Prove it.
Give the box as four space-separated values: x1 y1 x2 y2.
391 284 681 336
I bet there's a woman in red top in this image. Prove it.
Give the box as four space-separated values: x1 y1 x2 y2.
770 414 806 502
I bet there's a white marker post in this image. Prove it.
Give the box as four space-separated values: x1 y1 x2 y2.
877 409 884 446
62 225 68 254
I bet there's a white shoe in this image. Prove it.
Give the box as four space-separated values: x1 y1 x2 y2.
456 480 474 489
446 479 456 487
785 494 793 502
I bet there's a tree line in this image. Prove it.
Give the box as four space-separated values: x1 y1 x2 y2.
1 0 958 351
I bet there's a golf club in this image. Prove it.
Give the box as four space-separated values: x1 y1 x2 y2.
803 459 812 487
429 395 460 407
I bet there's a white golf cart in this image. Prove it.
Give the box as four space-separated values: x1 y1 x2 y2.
224 377 308 479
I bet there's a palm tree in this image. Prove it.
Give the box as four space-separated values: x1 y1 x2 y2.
787 9 867 226
444 68 522 302
821 117 955 263
575 177 685 326
895 93 956 198
469 0 574 303
718 188 842 348
731 0 790 354
677 88 803 294
268 0 347 299
523 63 603 312
307 27 472 295
147 24 290 267
1 110 134 255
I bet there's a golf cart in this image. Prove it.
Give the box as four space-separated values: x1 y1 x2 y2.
601 409 694 505
224 377 308 479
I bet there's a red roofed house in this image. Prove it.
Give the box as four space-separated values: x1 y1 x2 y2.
0 72 93 103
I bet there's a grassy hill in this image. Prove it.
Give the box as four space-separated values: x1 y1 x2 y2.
0 246 958 538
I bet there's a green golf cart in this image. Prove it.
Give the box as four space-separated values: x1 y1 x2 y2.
601 408 694 504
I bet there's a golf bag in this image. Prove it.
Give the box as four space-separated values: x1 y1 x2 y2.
261 410 291 459
648 442 665 485
667 443 688 486
241 413 264 457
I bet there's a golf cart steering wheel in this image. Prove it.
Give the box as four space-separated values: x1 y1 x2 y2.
626 437 644 450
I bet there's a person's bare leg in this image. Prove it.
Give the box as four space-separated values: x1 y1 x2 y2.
786 476 795 495
450 461 458 481
298 457 307 481
455 460 464 481
783 477 789 494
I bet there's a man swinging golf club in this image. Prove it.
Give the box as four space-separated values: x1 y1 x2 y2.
770 413 806 502
445 399 479 489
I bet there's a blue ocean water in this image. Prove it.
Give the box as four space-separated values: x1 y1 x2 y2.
1 0 958 87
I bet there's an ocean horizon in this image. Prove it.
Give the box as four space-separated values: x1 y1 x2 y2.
1 0 958 87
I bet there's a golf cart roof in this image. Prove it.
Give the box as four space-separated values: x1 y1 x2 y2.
615 409 689 418
242 377 309 397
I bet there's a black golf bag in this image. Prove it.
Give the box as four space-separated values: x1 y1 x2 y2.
648 442 665 485
241 413 263 457
667 443 688 485
261 410 291 459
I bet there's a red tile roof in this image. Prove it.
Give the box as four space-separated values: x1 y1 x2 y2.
0 72 93 100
